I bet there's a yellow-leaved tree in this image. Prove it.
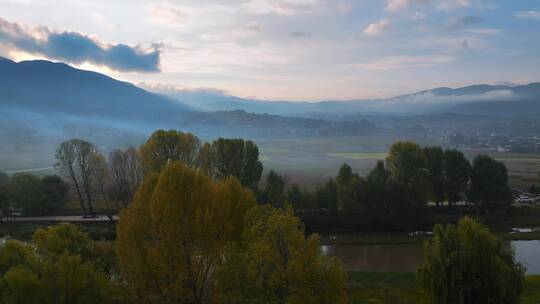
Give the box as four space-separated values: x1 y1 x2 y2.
116 161 256 304
214 205 349 304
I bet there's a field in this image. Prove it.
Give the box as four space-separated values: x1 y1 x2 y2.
347 272 540 304
3 135 539 189
256 136 540 189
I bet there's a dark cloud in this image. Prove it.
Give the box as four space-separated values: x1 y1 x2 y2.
446 16 485 30
0 17 160 72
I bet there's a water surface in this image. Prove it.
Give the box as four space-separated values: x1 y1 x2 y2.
322 240 540 274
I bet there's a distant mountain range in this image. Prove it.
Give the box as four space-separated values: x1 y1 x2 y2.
1 56 540 136
148 82 540 116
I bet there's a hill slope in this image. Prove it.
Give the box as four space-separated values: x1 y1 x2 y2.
0 57 193 123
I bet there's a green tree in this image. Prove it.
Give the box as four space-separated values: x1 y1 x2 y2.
0 171 8 187
443 149 471 208
386 142 426 188
39 175 69 215
139 129 201 172
116 162 256 304
213 138 263 189
0 226 112 304
0 171 11 221
418 217 525 304
385 142 427 213
468 155 512 211
336 163 353 186
263 170 286 208
214 206 348 304
423 147 445 206
365 160 390 213
8 173 41 216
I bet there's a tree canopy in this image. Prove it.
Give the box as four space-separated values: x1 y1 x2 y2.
418 217 525 304
214 206 348 304
116 161 256 304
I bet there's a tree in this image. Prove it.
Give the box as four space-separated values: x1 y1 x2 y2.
139 129 201 172
386 141 426 187
39 175 69 215
386 142 427 210
0 171 8 187
423 147 445 206
0 172 9 221
214 206 348 304
213 138 263 189
468 155 512 211
116 162 256 304
418 217 525 304
55 139 99 216
443 149 471 208
365 160 390 213
336 163 353 187
0 225 112 304
197 142 216 178
8 173 41 216
109 147 143 207
263 170 286 208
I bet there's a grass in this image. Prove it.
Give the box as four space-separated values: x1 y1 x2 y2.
347 271 540 304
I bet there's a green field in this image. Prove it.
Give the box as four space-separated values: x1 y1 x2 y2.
255 137 540 189
326 152 388 160
348 272 540 304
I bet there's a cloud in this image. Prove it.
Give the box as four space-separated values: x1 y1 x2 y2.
438 0 470 11
363 19 391 36
290 31 311 38
385 0 429 12
243 0 319 15
0 17 160 72
246 21 262 32
152 5 187 25
348 54 457 70
446 15 485 30
514 11 540 20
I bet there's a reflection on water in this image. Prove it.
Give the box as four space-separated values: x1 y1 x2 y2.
321 243 424 273
322 240 540 274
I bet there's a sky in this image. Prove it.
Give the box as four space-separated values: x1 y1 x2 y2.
0 0 540 101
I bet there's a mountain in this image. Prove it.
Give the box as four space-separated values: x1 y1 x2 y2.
0 57 380 139
150 83 540 116
0 57 193 124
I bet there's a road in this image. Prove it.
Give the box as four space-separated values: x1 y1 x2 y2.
9 215 117 222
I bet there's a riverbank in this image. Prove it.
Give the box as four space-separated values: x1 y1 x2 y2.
320 230 540 245
347 271 540 304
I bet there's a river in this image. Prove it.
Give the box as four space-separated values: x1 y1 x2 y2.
322 240 540 274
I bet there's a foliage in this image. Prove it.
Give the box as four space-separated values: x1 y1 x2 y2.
0 225 112 304
468 155 512 211
213 138 263 189
116 161 256 304
443 149 471 207
262 170 286 208
139 129 201 172
214 206 348 304
418 216 525 304
423 147 445 205
7 173 68 216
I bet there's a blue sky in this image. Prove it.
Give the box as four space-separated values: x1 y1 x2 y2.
0 0 539 100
